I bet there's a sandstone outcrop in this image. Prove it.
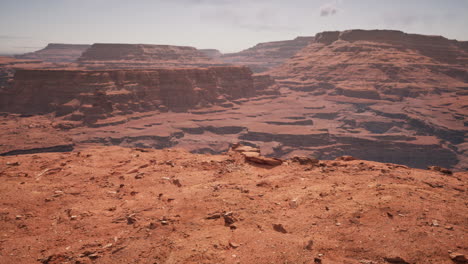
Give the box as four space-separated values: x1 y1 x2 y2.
221 36 315 72
78 44 225 69
230 143 283 166
15 43 91 63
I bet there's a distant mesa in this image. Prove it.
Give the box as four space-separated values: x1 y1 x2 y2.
15 43 91 63
77 43 228 69
220 36 315 73
270 29 468 101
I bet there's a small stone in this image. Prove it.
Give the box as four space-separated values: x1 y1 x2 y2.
126 215 136 225
445 225 454 230
70 215 78 221
384 256 410 264
172 179 182 187
102 243 113 249
126 167 139 174
15 215 23 220
223 212 237 227
289 199 299 209
229 242 240 248
6 161 20 166
305 240 314 250
273 224 287 233
432 220 439 227
449 252 467 263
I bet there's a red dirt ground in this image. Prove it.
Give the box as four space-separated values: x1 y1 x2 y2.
0 146 466 264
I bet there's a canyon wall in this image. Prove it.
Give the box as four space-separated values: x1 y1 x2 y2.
4 66 263 123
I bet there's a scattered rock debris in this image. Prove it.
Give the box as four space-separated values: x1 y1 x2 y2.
0 146 466 263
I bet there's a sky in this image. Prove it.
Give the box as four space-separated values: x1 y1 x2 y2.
1 0 467 54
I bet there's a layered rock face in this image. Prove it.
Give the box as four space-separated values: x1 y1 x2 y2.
4 66 262 122
1 30 466 170
263 29 467 170
78 44 225 69
15 44 91 63
221 36 315 72
271 30 468 99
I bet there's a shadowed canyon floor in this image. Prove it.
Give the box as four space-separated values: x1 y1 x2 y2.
1 87 466 170
0 146 466 264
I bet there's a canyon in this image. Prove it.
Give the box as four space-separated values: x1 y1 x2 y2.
1 29 466 171
0 28 467 264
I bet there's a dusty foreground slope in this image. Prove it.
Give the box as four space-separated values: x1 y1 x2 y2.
0 146 466 264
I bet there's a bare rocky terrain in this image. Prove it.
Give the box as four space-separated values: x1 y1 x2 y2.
0 146 466 264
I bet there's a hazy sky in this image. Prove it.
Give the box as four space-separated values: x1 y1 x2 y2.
1 0 467 54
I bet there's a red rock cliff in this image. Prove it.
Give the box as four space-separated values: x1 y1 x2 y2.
6 66 260 122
